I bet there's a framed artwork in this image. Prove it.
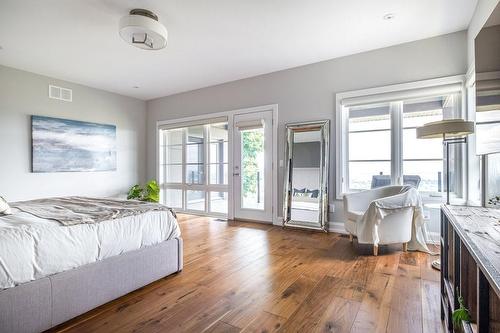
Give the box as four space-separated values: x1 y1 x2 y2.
32 116 116 172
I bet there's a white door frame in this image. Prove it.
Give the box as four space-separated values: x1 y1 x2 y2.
156 104 279 224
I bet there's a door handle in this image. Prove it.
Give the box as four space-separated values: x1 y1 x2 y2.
233 173 240 176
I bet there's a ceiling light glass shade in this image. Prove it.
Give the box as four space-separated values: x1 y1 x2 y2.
119 9 167 50
416 119 475 139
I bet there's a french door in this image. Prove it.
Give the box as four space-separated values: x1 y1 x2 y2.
158 119 229 217
158 106 276 222
233 111 273 222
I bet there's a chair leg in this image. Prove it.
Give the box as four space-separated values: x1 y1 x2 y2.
403 242 408 252
349 234 353 243
373 245 378 256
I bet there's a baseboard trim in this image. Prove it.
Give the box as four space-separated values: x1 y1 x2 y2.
275 218 347 234
328 222 347 234
426 231 440 245
276 219 439 245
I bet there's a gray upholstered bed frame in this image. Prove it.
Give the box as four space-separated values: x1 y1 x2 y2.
0 237 183 333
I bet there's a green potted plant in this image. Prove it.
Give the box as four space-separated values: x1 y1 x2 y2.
452 292 472 331
127 180 160 203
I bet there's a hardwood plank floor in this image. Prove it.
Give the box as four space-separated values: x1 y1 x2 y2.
50 214 443 333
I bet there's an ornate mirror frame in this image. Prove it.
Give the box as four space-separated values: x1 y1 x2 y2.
283 120 329 231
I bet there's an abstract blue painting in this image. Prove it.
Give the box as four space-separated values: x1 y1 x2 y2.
32 116 116 172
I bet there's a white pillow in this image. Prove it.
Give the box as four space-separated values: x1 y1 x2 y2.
0 196 12 215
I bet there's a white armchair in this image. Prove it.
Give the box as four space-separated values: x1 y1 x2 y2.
343 185 415 256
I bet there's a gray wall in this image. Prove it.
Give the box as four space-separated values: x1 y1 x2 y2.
0 65 147 201
147 31 468 223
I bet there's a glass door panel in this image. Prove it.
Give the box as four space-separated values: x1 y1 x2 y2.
210 191 228 214
186 128 205 185
159 121 229 217
186 190 205 211
163 165 182 183
241 128 265 210
163 188 183 209
209 123 228 188
186 164 204 184
209 164 228 185
164 129 183 145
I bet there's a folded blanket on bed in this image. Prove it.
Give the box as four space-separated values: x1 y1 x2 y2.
10 197 176 226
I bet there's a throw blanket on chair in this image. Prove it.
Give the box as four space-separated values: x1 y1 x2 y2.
356 186 435 254
10 197 176 226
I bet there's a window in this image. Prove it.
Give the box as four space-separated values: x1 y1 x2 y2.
159 120 229 216
348 102 391 190
338 79 465 202
402 97 445 193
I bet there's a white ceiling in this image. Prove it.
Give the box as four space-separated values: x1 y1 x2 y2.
0 0 477 100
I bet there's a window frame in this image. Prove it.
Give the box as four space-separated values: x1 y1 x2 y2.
336 75 467 201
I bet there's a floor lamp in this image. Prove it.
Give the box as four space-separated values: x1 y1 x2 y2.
416 119 475 270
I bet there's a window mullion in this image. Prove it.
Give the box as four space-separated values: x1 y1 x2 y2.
182 128 187 211
343 106 349 194
390 101 403 185
204 125 209 213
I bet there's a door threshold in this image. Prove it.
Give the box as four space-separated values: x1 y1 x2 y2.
230 218 273 224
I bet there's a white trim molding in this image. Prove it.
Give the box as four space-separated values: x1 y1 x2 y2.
328 221 439 245
276 218 346 234
328 221 347 234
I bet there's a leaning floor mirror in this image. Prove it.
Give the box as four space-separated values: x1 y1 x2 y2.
283 120 329 231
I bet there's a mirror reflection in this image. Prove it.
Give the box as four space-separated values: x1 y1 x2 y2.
290 130 321 222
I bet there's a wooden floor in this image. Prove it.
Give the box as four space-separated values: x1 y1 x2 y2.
52 214 443 333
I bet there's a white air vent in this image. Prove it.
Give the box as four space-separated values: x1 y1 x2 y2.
49 85 72 102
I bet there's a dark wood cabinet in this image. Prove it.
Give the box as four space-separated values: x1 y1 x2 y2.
441 205 500 332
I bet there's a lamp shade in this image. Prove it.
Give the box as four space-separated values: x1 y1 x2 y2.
416 119 475 139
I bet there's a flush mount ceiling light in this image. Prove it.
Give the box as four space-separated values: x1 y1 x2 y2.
383 13 395 20
119 9 167 50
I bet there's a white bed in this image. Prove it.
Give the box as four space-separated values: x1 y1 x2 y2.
0 208 180 290
291 197 320 222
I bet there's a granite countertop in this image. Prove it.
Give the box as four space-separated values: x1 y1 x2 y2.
442 205 500 297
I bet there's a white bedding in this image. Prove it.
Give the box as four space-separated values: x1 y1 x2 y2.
291 197 320 222
291 199 319 211
0 208 180 289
